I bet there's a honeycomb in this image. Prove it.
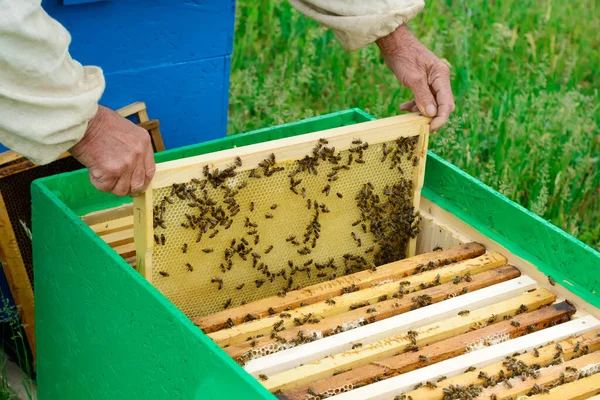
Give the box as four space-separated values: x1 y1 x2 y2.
151 137 422 318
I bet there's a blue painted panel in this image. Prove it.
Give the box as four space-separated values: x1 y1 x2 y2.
63 0 108 5
102 56 231 149
42 0 236 74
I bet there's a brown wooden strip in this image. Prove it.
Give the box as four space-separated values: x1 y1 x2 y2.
480 351 600 399
195 243 485 333
525 372 600 399
226 265 520 361
210 252 505 347
404 329 600 400
280 301 575 400
263 288 555 392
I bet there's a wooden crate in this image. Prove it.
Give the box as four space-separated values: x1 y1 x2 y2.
33 109 600 399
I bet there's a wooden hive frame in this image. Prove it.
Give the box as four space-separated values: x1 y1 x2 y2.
132 114 431 318
31 109 600 399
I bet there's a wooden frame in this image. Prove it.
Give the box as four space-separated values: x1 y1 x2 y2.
134 114 431 281
0 101 163 366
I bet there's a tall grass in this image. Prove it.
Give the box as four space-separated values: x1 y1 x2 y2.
0 296 35 400
228 0 599 250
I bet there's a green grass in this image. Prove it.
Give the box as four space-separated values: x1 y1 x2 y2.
228 0 599 250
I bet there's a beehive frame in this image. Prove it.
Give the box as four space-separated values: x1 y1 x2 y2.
32 109 600 399
134 114 430 317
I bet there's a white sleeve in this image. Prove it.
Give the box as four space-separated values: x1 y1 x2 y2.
289 0 425 50
0 0 105 165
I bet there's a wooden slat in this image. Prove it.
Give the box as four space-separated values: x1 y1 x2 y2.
480 351 600 399
196 242 486 333
80 204 133 226
211 252 506 346
133 190 153 278
407 124 429 257
281 301 575 400
328 316 600 400
89 216 133 234
227 265 520 361
405 328 600 400
0 193 36 360
245 276 537 377
113 242 136 259
99 228 134 248
116 101 147 119
152 114 431 189
524 373 600 400
262 288 556 392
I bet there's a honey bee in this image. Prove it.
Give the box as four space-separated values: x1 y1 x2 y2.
258 374 268 381
419 355 428 362
548 276 556 286
202 248 214 253
236 283 245 290
458 310 470 316
154 234 160 245
160 234 166 246
265 213 273 219
186 263 193 272
211 277 223 290
255 279 266 288
270 204 278 210
159 271 169 277
265 245 273 254
352 343 363 349
224 298 232 309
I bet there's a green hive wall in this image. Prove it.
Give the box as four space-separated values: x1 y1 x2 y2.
32 109 600 399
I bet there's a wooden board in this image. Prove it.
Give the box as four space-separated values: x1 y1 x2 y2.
197 242 485 333
244 276 538 377
327 316 600 400
262 288 556 392
210 252 507 346
280 301 575 399
524 373 600 399
404 328 600 400
226 265 520 362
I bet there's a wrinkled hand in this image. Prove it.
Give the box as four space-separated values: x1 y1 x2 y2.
377 25 455 131
70 105 156 197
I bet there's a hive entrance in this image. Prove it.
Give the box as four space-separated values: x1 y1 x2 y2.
134 115 430 318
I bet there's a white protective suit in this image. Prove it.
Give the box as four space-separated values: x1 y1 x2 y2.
0 0 424 165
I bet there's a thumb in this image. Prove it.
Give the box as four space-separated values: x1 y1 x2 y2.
408 78 438 117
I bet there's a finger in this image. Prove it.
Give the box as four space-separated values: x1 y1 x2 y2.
429 72 455 131
88 168 118 194
142 137 156 190
411 104 420 113
407 77 437 117
399 99 416 111
129 156 146 197
111 170 132 197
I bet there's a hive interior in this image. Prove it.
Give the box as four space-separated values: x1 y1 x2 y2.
151 137 423 318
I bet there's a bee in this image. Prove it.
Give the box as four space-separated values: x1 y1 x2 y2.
258 374 268 381
255 279 266 288
211 277 223 290
365 246 375 254
437 376 447 382
424 381 437 389
202 248 214 253
326 298 336 306
209 230 219 239
154 234 160 245
270 204 278 210
516 304 528 315
304 259 313 266
160 234 166 246
236 283 245 290
265 213 273 219
186 263 193 272
224 298 232 309
249 202 254 212
533 347 540 357
352 343 363 349
548 276 556 286
159 271 169 277
458 310 470 316
286 235 296 242
511 320 521 327
234 156 242 167
574 341 581 353
366 308 377 313
419 355 428 362
241 238 249 246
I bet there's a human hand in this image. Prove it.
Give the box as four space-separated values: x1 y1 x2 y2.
70 105 156 197
377 25 455 131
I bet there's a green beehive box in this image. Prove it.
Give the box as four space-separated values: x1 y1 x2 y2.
32 109 600 399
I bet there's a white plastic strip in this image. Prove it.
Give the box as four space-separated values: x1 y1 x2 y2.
245 276 537 377
328 315 600 400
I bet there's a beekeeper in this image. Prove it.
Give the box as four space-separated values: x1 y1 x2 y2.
0 0 454 196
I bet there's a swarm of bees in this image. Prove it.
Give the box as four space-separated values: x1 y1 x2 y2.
151 136 421 317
